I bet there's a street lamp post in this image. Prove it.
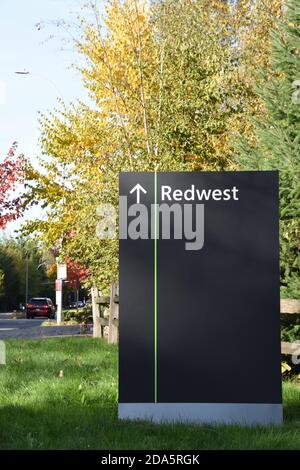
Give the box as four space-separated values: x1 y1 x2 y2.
14 70 64 99
16 70 66 323
25 254 29 306
24 251 46 308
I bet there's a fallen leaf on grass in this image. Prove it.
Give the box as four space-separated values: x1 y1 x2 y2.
13 357 23 364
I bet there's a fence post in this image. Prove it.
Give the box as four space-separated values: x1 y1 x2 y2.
108 283 119 344
91 286 102 338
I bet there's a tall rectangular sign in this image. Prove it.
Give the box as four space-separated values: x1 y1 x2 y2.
119 171 282 425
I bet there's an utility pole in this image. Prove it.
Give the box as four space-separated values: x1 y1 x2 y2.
56 263 67 324
25 254 29 305
56 279 63 323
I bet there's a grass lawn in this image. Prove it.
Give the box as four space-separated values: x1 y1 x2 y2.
0 337 299 450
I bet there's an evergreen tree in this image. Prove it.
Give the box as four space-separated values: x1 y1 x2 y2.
234 0 300 298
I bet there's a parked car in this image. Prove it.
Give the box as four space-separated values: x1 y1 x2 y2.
26 298 56 319
68 300 85 309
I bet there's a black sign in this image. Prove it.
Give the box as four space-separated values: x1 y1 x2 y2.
119 171 282 425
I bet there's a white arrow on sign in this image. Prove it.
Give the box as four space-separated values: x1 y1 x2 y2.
130 183 147 203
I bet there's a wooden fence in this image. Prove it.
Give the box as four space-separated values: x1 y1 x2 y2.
91 283 119 344
90 290 300 355
280 299 300 356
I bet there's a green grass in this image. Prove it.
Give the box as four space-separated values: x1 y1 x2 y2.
0 337 299 450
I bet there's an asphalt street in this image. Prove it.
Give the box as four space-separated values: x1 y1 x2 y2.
0 318 83 340
0 318 44 332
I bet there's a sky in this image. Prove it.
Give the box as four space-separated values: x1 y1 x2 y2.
0 0 94 235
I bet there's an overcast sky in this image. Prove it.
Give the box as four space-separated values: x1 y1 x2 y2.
0 0 93 235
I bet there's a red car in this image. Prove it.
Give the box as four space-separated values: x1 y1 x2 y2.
26 298 56 319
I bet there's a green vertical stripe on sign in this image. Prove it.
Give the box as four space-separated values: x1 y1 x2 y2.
154 171 158 403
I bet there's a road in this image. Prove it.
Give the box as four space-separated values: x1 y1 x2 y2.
0 318 84 340
0 318 44 333
0 318 45 339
